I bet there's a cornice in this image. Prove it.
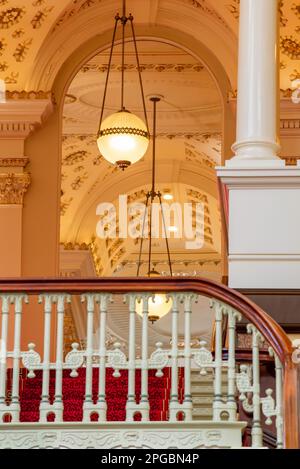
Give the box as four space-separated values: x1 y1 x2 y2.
0 99 53 139
0 172 31 205
0 157 29 168
5 90 53 101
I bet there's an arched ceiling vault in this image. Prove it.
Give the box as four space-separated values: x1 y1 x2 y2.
60 39 222 243
0 1 298 94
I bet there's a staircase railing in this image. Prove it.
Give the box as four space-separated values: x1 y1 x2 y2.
0 277 298 449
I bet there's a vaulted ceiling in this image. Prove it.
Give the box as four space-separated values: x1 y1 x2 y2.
60 40 222 279
1 0 299 279
0 0 298 92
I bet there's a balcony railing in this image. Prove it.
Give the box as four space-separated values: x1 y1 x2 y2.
0 277 299 449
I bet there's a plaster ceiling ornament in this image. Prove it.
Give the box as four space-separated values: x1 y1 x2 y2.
0 156 29 167
96 0 150 170
0 0 295 91
0 172 30 204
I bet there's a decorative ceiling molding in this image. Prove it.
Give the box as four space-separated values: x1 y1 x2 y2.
51 0 103 35
182 0 230 30
280 119 300 130
280 35 300 60
0 98 53 138
79 63 205 74
0 172 30 204
0 157 29 168
5 90 53 100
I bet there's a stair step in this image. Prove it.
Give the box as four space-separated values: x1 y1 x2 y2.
192 396 214 406
192 407 213 417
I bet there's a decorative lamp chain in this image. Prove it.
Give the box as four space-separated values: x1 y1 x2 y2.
137 97 173 278
97 0 149 136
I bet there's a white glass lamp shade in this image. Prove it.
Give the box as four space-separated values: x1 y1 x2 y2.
97 110 149 169
136 294 173 323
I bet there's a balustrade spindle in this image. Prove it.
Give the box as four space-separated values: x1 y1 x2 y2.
82 293 99 422
10 295 28 422
0 295 10 421
275 355 283 449
248 324 263 448
169 294 179 422
269 349 284 449
39 294 53 422
140 294 150 421
126 294 137 422
226 308 241 421
212 300 224 421
53 294 70 422
183 294 193 421
97 294 110 421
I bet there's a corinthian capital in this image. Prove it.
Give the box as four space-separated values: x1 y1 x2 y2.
0 172 31 205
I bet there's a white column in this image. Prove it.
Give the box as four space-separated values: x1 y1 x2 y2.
228 0 282 167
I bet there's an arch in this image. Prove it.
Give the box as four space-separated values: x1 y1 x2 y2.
24 5 235 275
53 25 233 242
30 0 237 93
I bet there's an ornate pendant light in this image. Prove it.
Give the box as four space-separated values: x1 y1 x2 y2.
97 0 150 170
135 97 173 323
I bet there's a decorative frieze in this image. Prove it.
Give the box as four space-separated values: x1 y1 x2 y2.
0 172 30 204
5 90 53 101
0 98 53 139
280 119 300 130
0 157 29 168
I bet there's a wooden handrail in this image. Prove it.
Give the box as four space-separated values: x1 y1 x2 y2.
0 276 298 447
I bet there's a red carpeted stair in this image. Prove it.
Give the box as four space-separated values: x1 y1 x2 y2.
5 368 184 422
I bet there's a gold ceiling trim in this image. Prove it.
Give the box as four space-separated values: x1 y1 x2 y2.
5 90 53 100
0 157 29 168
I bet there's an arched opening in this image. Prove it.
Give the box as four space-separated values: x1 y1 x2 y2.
59 35 227 349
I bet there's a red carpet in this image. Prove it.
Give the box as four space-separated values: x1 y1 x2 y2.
5 368 184 422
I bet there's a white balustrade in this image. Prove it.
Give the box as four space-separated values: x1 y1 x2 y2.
0 294 28 423
211 300 226 421
225 308 241 421
0 295 9 416
97 294 110 420
0 289 285 449
53 294 71 422
125 294 137 421
82 293 99 422
182 293 194 421
169 294 179 421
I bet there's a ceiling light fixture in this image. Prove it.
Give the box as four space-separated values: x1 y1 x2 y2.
135 97 173 323
97 0 150 170
162 193 174 201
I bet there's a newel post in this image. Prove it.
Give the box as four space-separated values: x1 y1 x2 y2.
283 356 300 448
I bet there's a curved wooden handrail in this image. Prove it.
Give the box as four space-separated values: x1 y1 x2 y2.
0 276 298 447
0 276 292 360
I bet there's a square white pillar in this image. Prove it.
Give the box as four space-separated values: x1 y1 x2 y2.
217 165 300 289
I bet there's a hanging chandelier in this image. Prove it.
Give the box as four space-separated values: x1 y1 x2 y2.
97 0 150 170
135 97 173 323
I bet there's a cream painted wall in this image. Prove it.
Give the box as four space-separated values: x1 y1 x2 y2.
0 206 22 277
23 110 61 277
